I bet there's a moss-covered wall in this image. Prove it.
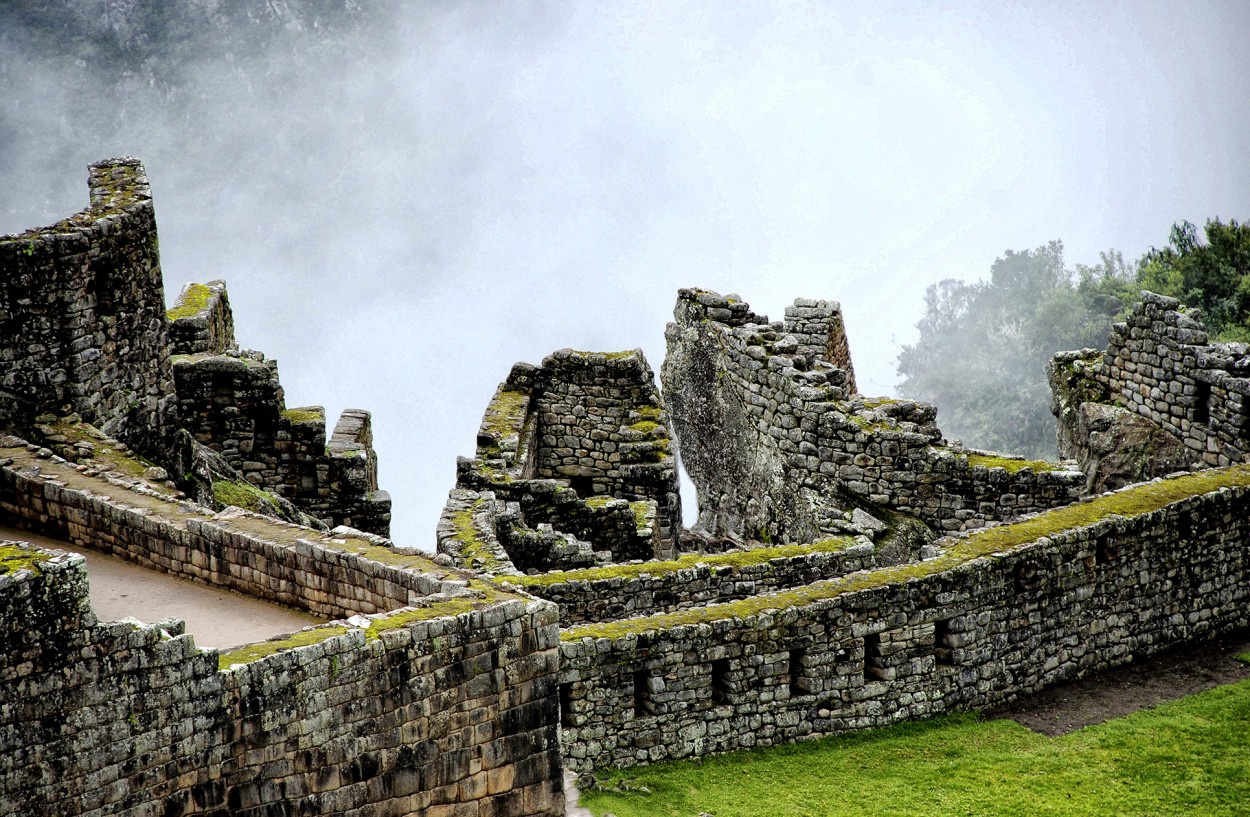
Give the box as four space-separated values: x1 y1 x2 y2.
509 536 873 627
558 466 1250 771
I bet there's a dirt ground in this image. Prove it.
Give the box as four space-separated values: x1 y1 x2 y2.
988 629 1250 736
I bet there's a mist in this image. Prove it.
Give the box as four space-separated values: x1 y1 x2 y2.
3 1 1249 549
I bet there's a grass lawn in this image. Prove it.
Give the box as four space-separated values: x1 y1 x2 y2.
582 676 1250 817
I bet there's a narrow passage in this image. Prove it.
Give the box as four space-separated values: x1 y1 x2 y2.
0 523 323 649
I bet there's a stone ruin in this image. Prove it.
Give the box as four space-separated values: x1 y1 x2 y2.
4 159 1250 815
0 159 390 536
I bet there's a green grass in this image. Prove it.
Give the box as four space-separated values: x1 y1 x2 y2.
583 678 1250 816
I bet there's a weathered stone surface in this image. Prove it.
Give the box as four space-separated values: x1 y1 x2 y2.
1051 292 1250 471
1072 402 1193 493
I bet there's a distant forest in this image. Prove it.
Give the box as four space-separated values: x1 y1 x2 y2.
897 219 1250 459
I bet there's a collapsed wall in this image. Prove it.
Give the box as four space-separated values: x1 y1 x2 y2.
169 280 392 535
662 288 1083 544
0 435 564 817
441 349 681 573
1051 291 1250 491
0 158 177 462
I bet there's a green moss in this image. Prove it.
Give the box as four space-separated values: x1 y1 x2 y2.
508 536 855 588
328 536 447 574
629 420 662 434
629 501 651 529
563 465 1250 641
213 480 283 515
481 388 530 448
635 406 662 420
584 496 615 509
364 584 506 640
0 543 53 576
281 407 323 425
166 283 212 322
965 453 1060 473
1237 652 1250 665
218 625 350 670
450 501 500 571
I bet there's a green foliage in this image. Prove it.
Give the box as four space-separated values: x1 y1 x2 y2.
583 679 1250 816
897 241 1132 459
280 407 323 425
1140 218 1250 341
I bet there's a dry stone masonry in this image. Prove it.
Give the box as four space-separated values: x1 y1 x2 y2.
662 288 1084 545
6 157 1250 815
440 349 681 575
0 158 177 462
1051 291 1250 491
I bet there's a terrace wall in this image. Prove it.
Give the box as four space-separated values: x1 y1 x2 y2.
558 470 1250 771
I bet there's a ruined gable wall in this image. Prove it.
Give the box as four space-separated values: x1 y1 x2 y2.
1078 291 1250 466
558 469 1250 771
663 288 1083 541
0 158 176 461
446 351 680 571
169 283 392 535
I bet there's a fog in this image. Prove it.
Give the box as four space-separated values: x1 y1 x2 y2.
3 1 1248 549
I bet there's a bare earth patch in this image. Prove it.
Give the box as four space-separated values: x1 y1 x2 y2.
989 629 1250 736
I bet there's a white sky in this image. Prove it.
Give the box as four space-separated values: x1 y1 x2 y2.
3 1 1249 547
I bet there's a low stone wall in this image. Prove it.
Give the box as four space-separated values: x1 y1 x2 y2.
0 434 566 816
557 466 1250 771
0 437 431 617
510 538 875 627
1 546 564 817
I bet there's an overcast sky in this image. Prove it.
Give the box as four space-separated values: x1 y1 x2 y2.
3 1 1248 548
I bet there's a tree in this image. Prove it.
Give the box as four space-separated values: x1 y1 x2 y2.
1139 219 1250 341
897 241 1131 459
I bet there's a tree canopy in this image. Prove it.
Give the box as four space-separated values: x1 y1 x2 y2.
896 219 1250 460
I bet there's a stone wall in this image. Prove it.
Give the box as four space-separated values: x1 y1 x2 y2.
0 434 565 816
0 158 176 462
444 349 680 571
1054 292 1250 469
662 288 1083 543
168 279 236 355
169 285 392 537
510 538 875 627
557 466 1250 771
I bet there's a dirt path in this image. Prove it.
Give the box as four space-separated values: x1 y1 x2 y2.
1 524 323 650
988 630 1250 736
